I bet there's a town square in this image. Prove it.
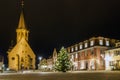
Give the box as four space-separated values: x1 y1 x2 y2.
0 0 120 80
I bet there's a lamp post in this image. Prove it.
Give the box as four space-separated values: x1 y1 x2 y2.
38 57 42 70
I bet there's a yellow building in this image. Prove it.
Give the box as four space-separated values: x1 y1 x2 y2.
7 1 36 71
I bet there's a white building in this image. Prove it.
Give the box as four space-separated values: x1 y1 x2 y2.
105 42 120 70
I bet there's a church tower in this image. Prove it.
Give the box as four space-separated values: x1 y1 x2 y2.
52 48 57 64
8 0 36 71
16 0 29 43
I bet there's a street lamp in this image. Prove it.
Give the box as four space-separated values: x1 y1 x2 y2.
39 57 42 61
38 57 42 70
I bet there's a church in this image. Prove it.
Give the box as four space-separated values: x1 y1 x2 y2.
7 1 36 71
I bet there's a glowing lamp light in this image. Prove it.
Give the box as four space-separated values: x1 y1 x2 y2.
39 57 42 61
105 56 112 61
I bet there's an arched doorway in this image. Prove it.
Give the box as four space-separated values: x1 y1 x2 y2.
86 61 88 70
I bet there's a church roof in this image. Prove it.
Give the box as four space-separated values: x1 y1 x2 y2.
8 37 36 58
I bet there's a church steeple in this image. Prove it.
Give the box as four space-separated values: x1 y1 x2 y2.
18 0 26 29
18 11 26 29
16 0 29 43
53 48 57 64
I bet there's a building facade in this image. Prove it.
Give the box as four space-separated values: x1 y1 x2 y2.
47 58 53 71
7 2 36 71
105 42 120 70
67 37 118 70
38 48 57 71
0 55 4 72
46 48 57 71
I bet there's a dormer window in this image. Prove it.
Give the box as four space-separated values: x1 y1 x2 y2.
85 43 88 48
99 40 103 45
71 47 74 52
106 41 109 46
79 44 83 49
90 41 94 46
75 46 78 51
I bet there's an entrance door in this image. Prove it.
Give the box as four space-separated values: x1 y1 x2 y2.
86 61 88 70
116 60 120 70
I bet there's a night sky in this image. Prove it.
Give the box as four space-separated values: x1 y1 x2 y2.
0 0 120 64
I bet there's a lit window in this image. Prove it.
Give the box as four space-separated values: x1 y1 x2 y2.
99 40 103 45
72 55 74 60
85 43 88 48
90 41 94 46
101 54 104 58
109 61 114 66
75 46 78 51
114 50 120 56
118 44 120 47
79 45 83 49
71 47 74 52
76 53 78 58
106 41 109 46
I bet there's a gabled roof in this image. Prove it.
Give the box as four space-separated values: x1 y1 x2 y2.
8 38 35 58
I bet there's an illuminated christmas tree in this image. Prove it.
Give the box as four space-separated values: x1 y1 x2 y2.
54 47 71 72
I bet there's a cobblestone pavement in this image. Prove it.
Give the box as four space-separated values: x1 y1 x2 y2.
0 71 120 80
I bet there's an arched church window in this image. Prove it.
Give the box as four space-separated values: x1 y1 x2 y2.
25 44 27 47
21 57 24 62
22 51 24 53
25 51 27 53
21 32 24 36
